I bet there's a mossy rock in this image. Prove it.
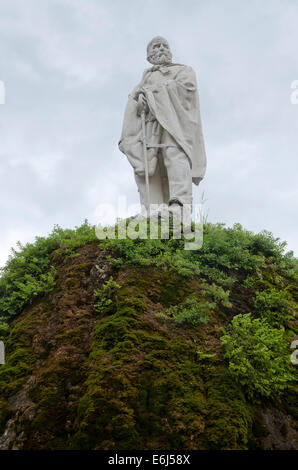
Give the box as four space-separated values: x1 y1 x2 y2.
0 222 297 449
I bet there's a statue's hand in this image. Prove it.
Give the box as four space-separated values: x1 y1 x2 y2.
137 93 148 116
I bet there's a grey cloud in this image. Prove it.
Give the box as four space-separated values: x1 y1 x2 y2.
0 0 297 267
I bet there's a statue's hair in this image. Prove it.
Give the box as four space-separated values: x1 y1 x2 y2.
147 36 170 56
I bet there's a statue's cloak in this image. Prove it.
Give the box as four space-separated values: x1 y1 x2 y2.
119 64 207 185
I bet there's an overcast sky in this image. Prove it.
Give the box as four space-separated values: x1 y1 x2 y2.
0 0 297 267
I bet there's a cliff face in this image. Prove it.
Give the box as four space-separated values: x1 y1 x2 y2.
0 223 297 450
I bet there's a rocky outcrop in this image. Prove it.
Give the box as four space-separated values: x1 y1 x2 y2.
0 234 297 450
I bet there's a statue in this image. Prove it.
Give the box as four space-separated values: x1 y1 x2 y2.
119 36 206 219
0 341 4 365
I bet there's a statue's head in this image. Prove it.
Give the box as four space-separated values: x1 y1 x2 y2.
147 36 173 65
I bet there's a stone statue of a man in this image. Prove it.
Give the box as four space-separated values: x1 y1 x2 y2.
119 36 206 217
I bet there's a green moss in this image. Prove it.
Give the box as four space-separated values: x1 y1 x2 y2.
74 270 209 450
117 286 147 313
134 269 193 306
202 366 254 449
67 263 91 273
32 385 68 437
0 317 35 399
56 327 86 346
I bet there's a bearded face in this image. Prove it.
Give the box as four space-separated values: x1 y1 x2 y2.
147 37 173 65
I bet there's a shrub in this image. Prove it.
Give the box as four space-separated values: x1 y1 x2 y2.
254 288 295 327
100 221 298 289
220 313 295 401
94 278 121 314
189 223 266 274
201 282 232 308
49 220 97 254
0 220 97 331
159 298 213 325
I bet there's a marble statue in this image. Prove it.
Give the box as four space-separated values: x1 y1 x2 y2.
0 341 4 365
119 36 206 218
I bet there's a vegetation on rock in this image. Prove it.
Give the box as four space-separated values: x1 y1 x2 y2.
0 220 297 450
221 313 295 400
157 297 212 325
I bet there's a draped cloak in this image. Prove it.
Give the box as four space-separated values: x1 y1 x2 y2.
118 64 207 185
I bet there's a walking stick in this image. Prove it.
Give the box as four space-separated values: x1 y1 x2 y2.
141 110 150 212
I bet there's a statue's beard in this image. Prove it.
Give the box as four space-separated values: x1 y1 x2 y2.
148 49 172 65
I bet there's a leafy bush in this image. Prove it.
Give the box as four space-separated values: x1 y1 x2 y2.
201 282 232 308
94 278 121 314
158 298 213 325
103 232 200 277
102 222 297 289
0 220 97 332
0 267 56 316
188 223 266 273
49 221 97 254
220 313 295 401
254 288 295 327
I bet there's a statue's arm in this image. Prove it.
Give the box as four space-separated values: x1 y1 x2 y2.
129 70 151 101
175 66 198 91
